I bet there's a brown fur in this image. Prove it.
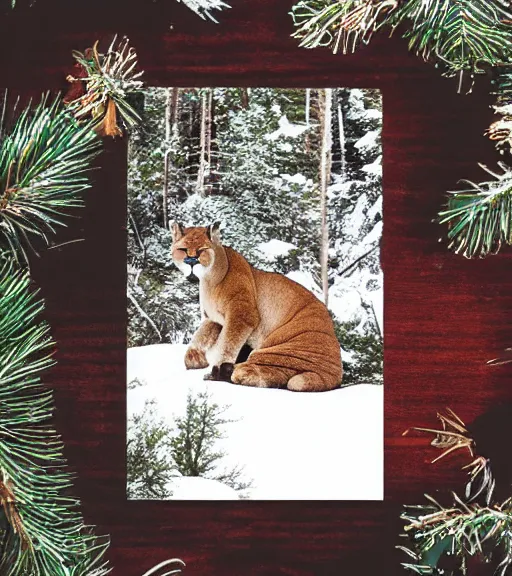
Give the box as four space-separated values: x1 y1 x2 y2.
171 223 343 392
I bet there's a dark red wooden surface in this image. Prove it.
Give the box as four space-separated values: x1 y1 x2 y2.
1 1 511 574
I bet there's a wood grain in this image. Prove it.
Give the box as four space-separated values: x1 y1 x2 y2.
1 0 511 573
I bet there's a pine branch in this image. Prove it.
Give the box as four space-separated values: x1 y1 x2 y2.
486 67 512 154
176 0 230 21
388 0 512 92
291 0 512 92
66 36 144 137
399 409 511 574
290 0 399 54
403 409 495 504
0 95 101 264
0 255 109 576
400 498 512 575
438 162 512 258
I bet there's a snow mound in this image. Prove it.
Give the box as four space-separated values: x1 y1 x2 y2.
128 344 383 500
257 239 297 260
169 477 240 500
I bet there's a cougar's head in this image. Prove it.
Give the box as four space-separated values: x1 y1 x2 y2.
170 222 221 283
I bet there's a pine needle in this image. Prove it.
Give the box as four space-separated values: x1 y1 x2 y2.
0 255 110 576
439 162 512 258
388 0 512 92
290 0 399 54
487 66 512 154
66 36 144 137
0 94 101 264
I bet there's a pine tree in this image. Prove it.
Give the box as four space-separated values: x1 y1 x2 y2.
170 392 252 495
127 399 178 499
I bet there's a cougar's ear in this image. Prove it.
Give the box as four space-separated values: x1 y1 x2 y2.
207 222 222 243
170 221 184 242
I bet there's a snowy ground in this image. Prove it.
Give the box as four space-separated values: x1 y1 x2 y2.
127 344 383 501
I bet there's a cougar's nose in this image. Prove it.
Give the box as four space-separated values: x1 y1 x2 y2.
184 256 199 266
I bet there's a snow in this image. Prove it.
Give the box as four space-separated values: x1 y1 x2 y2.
367 196 382 221
257 239 297 259
285 270 321 296
354 130 380 152
369 291 383 336
169 477 240 500
128 344 383 500
327 176 354 200
281 173 308 186
362 221 382 246
266 115 309 141
328 287 364 325
362 154 382 177
344 193 368 238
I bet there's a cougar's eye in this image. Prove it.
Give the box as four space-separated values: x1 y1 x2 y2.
177 248 188 253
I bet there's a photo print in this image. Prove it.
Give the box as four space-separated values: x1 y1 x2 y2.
127 87 383 500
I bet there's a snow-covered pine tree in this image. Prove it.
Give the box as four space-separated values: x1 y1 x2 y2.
328 88 383 383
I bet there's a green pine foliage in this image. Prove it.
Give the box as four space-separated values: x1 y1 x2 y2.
439 163 512 258
291 0 398 54
170 392 252 495
127 398 178 499
0 95 101 264
0 255 109 576
398 409 512 575
331 315 383 385
291 0 512 91
389 0 512 90
487 67 512 155
126 390 252 498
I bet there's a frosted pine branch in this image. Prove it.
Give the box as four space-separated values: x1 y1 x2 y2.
177 0 231 21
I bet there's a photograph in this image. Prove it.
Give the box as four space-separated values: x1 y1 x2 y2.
4 0 512 573
126 87 383 500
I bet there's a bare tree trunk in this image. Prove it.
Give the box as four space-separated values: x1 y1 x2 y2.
196 90 207 197
240 88 249 109
206 89 213 194
163 88 180 228
337 95 346 179
305 88 311 154
162 88 172 229
171 87 180 135
319 88 333 307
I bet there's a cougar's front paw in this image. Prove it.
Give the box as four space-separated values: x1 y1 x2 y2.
184 347 208 370
203 363 234 382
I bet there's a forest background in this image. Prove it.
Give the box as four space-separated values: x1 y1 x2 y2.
127 87 384 386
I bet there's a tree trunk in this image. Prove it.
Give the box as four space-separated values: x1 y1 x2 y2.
206 89 213 194
240 88 249 109
337 95 346 179
196 90 207 197
305 88 311 154
163 88 180 228
162 88 172 229
319 88 333 307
